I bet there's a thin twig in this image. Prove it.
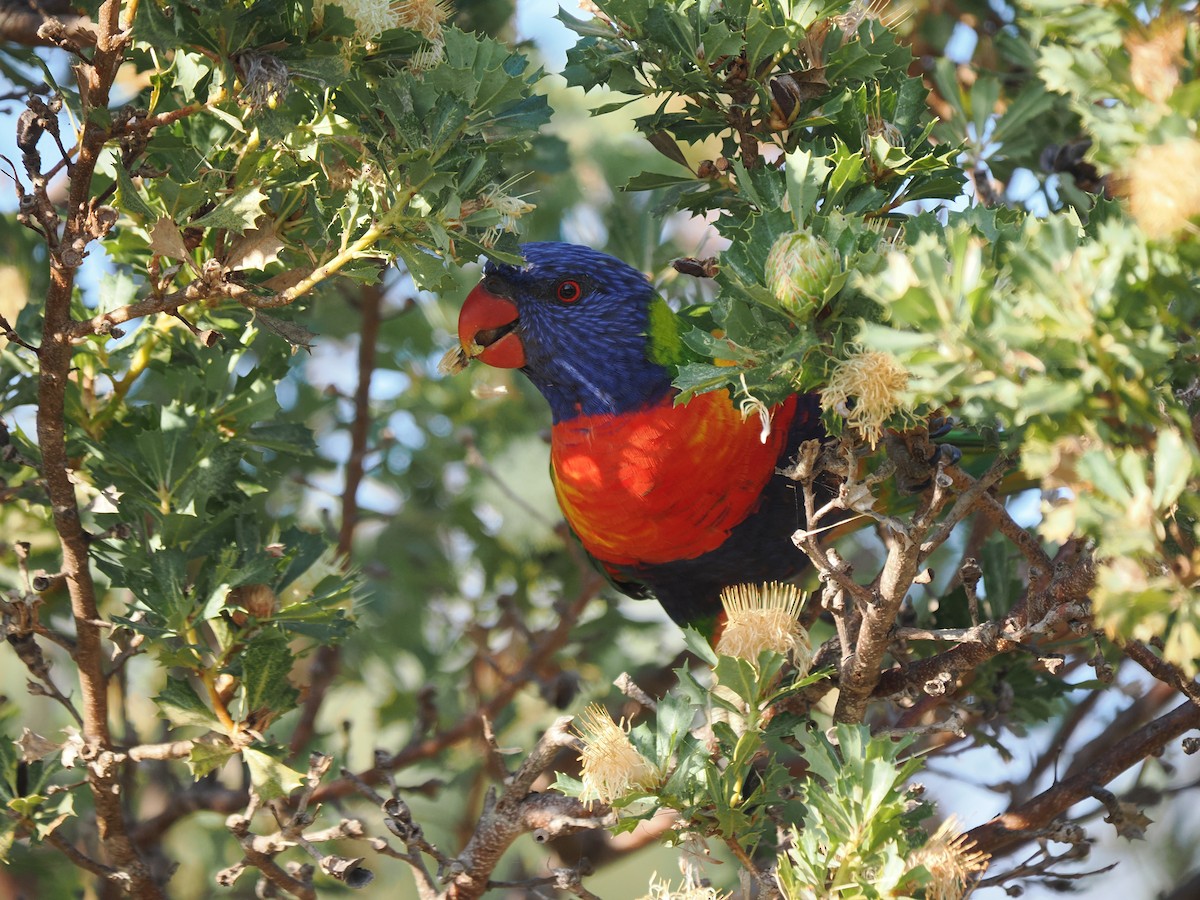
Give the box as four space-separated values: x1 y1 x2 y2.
614 672 658 712
968 698 1200 858
290 281 384 758
312 572 605 803
446 717 612 900
43 830 126 885
1124 640 1200 709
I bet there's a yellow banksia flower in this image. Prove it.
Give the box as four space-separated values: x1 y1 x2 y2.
637 873 731 900
394 0 452 42
575 704 658 807
314 0 396 38
1123 139 1200 239
1126 13 1186 104
906 816 990 900
821 349 909 448
314 0 448 41
716 582 811 673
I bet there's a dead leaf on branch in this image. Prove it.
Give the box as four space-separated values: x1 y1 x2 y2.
225 222 284 272
254 311 315 351
149 217 192 263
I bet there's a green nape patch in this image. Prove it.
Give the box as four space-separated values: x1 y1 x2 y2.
645 295 686 368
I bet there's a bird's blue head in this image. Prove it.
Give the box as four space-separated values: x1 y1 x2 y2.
456 242 676 422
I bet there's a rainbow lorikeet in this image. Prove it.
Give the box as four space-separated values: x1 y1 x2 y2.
451 242 835 627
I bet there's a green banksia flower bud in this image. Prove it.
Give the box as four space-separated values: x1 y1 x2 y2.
764 231 840 319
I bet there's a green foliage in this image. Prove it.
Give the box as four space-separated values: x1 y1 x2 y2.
74 330 355 789
776 726 929 899
556 646 955 898
2 0 1199 894
0 725 73 862
101 0 549 306
564 0 1200 673
562 0 966 408
555 640 831 854
1 0 552 851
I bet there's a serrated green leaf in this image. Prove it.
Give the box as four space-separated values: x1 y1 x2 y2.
115 165 159 221
7 794 44 818
173 51 212 97
645 5 696 57
784 148 831 228
188 740 237 779
155 677 219 730
242 747 305 800
622 170 697 191
713 654 760 707
654 692 695 764
239 631 299 717
33 792 75 840
680 626 719 665
673 362 735 400
191 186 269 232
1152 428 1191 510
555 7 617 39
551 772 586 795
827 147 866 200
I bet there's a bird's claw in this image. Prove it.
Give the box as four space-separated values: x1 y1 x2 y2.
932 442 962 467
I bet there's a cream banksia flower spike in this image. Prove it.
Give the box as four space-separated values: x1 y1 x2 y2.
575 704 659 807
393 0 452 42
1123 139 1200 239
637 873 731 900
906 816 990 900
480 182 536 248
821 348 910 449
313 0 396 39
716 582 811 674
313 0 450 42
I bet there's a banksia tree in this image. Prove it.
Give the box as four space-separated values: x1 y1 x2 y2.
1 0 1198 898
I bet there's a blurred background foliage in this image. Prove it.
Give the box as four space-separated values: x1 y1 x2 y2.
0 0 1198 897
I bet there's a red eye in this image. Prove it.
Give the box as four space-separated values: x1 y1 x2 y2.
556 280 582 303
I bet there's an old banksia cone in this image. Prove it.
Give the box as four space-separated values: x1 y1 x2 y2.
764 231 840 319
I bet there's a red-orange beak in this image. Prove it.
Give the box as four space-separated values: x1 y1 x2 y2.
458 282 526 369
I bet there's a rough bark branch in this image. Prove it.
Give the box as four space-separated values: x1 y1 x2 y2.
0 0 96 47
289 280 385 758
31 1 162 894
445 717 614 900
1124 640 1200 709
835 455 1010 723
312 572 605 803
967 699 1200 858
